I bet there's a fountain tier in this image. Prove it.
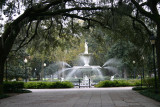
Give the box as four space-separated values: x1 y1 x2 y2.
64 40 104 81
73 66 101 69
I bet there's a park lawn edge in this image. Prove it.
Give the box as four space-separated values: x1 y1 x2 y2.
132 87 160 102
0 89 32 99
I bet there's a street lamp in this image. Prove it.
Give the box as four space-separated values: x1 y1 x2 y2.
44 63 46 80
5 58 8 81
141 56 145 88
24 58 28 82
44 63 46 67
150 34 158 93
142 56 145 79
133 61 136 79
34 68 36 78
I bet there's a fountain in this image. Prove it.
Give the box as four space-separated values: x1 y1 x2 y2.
63 40 103 85
80 75 91 86
110 76 114 81
50 41 121 84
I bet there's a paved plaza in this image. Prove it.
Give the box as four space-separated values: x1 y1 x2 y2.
0 87 160 107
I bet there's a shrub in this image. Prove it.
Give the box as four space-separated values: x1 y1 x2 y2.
3 81 24 92
132 86 148 91
62 81 74 88
36 82 48 88
143 78 155 88
24 81 74 89
24 82 37 89
0 94 9 99
139 89 160 102
95 79 141 87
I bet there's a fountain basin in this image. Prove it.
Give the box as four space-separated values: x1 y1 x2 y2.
73 66 101 69
79 53 93 56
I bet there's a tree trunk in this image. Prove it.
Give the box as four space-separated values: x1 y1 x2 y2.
123 68 127 79
0 22 21 94
0 42 6 95
0 58 5 95
0 37 5 94
156 26 160 88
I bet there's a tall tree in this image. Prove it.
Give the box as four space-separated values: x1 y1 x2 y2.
0 0 105 94
96 0 160 87
130 0 160 86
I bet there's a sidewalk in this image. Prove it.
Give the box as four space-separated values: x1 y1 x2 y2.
0 87 160 107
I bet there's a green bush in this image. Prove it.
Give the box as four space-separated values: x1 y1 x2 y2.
143 78 155 88
0 94 9 99
139 89 160 102
132 86 148 91
132 86 160 101
95 79 141 87
24 81 74 89
24 82 37 89
3 81 24 92
36 82 48 88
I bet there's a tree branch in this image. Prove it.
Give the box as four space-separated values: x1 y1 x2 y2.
127 14 151 35
131 0 154 20
147 0 159 16
62 13 111 30
31 0 72 13
18 21 32 48
16 20 40 51
58 20 63 37
31 6 104 17
140 2 148 7
44 18 53 30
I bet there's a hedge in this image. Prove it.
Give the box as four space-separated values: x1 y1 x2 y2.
24 81 74 89
3 81 24 92
95 79 141 87
143 78 155 88
3 81 73 92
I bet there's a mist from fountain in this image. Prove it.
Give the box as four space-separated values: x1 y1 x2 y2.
80 56 90 66
94 68 103 79
56 61 72 68
103 58 122 79
65 68 78 80
103 66 118 73
43 61 72 80
102 58 121 67
54 68 72 76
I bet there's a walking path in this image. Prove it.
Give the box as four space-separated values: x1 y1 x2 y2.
0 87 160 107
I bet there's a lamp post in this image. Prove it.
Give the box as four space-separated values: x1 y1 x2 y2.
142 56 145 79
44 63 46 81
133 61 136 79
34 68 36 78
24 58 28 82
141 56 145 88
5 58 8 81
150 34 158 93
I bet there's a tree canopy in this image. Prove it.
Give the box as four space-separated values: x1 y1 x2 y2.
1 0 160 94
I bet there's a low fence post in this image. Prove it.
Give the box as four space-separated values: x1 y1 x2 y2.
79 79 80 88
89 79 90 88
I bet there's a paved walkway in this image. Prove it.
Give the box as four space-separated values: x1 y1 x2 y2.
0 87 160 107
